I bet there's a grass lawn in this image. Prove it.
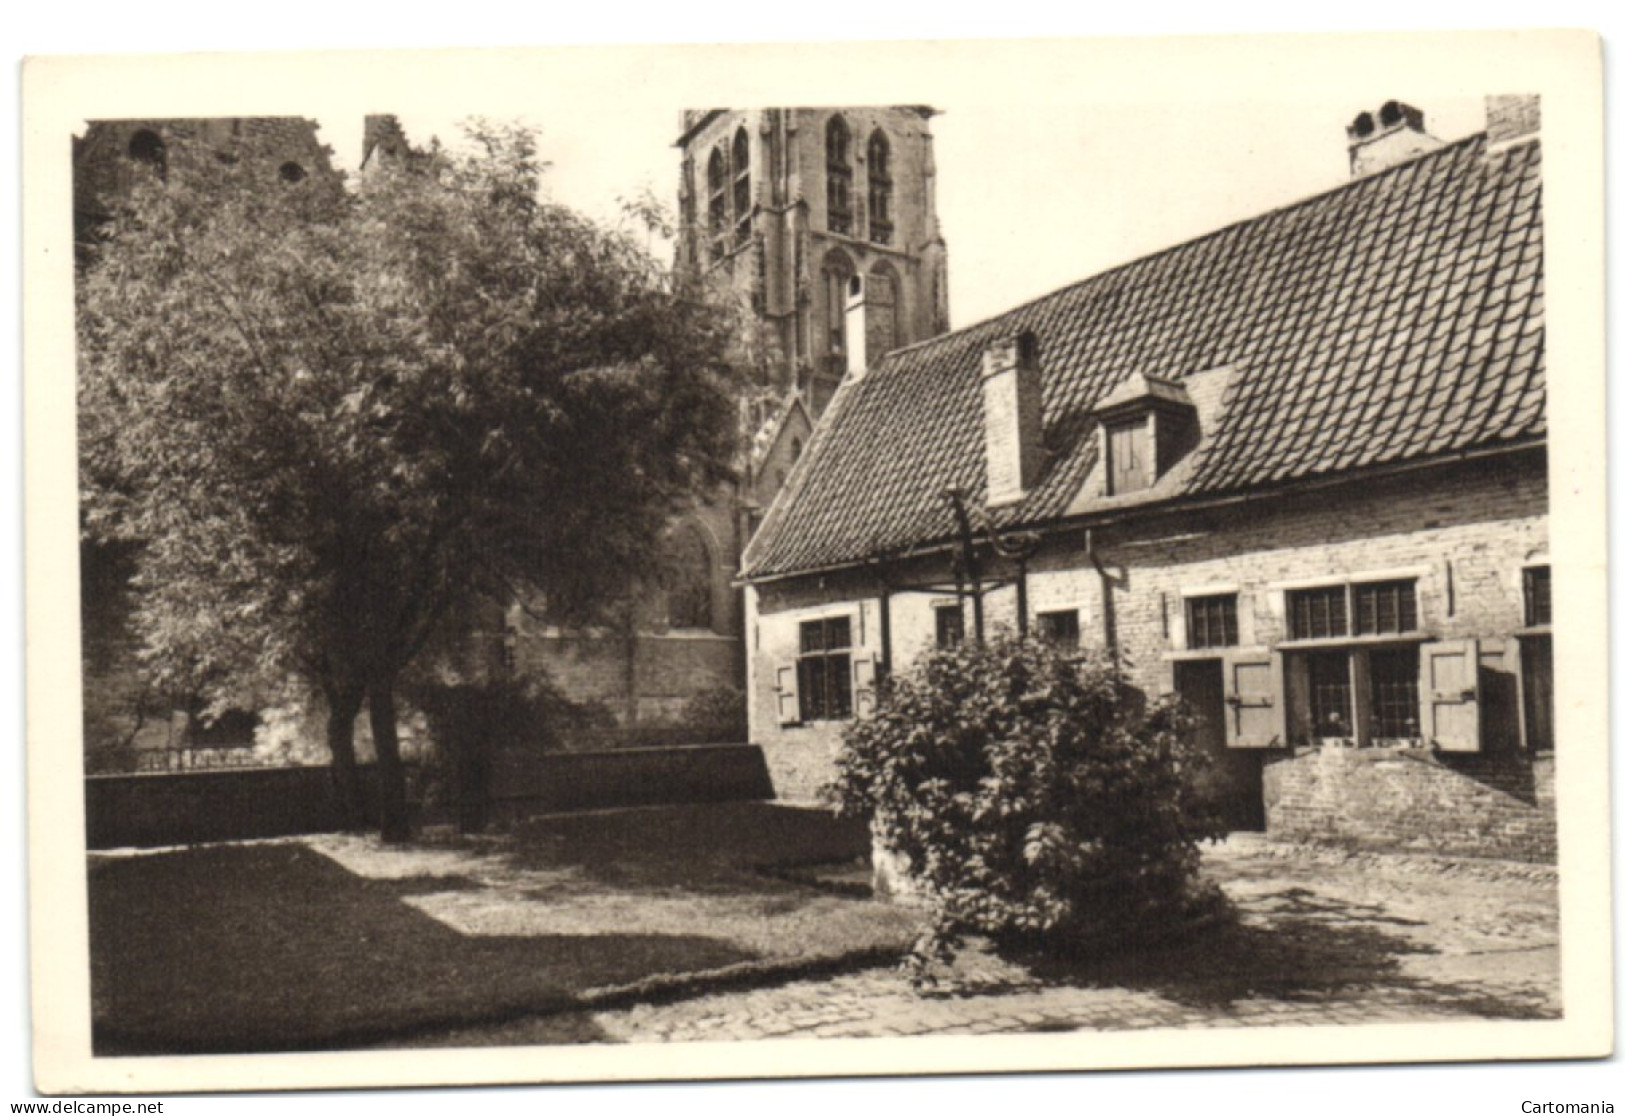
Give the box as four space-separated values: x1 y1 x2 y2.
89 803 920 1055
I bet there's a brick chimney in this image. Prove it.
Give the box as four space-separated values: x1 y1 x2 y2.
844 275 868 380
981 333 1045 506
1486 94 1540 148
1346 100 1442 177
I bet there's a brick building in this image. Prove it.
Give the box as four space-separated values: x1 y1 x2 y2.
740 97 1554 861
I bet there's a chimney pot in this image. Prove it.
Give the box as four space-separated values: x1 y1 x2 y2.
1346 100 1441 178
844 275 868 380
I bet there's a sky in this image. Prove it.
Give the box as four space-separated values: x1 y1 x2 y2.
315 96 1487 331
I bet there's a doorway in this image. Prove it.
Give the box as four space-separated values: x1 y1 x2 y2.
1175 659 1266 831
1522 634 1554 753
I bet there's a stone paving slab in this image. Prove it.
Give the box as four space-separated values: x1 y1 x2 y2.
386 837 1559 1049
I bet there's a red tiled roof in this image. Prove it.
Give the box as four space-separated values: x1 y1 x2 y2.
743 134 1545 580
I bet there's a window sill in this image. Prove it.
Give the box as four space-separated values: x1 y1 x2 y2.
1276 632 1431 651
657 628 738 641
1162 645 1267 661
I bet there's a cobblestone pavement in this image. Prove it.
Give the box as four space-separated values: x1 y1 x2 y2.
389 836 1560 1047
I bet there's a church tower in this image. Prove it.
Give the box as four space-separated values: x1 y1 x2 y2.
676 107 951 418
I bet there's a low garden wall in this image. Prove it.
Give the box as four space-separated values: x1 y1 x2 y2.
1263 747 1556 863
86 764 381 849
86 744 775 849
485 743 774 824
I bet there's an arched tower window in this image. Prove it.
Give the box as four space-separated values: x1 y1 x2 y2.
666 525 714 631
731 128 752 242
820 250 854 355
867 130 893 245
866 262 900 359
706 145 728 261
127 130 167 180
279 161 308 184
825 115 852 236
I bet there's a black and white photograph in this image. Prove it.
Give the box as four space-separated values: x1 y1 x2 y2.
19 26 1611 1103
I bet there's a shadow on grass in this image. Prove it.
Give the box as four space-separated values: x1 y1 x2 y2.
90 842 757 1056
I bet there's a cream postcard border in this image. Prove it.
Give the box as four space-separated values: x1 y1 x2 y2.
22 29 1610 1095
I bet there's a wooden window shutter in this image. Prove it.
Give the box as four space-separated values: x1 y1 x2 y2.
852 656 878 718
774 663 800 726
1223 649 1285 748
1421 639 1481 752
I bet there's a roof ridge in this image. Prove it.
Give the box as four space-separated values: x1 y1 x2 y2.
870 131 1496 377
746 125 1544 580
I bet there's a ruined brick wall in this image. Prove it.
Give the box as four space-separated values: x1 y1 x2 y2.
74 117 338 250
1264 748 1555 862
749 452 1549 810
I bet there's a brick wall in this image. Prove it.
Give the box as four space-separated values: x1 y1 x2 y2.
1264 747 1555 862
86 745 775 848
748 452 1549 812
86 765 383 849
510 629 742 728
1486 95 1541 146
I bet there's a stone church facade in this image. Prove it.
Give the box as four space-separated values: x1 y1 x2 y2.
501 107 956 735
676 107 950 423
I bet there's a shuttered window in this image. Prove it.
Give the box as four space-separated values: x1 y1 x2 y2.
798 616 853 720
1106 419 1151 495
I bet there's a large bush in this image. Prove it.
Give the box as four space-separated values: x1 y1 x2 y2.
830 635 1228 971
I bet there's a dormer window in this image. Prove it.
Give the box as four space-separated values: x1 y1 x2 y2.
1105 417 1151 495
1091 373 1198 497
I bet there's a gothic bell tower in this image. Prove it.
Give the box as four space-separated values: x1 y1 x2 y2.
676 107 951 419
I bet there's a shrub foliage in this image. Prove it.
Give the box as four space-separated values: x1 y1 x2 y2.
830 635 1228 969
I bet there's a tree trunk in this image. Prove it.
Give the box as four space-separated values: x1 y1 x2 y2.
368 679 413 844
325 686 367 830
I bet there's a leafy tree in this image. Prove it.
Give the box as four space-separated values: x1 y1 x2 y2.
78 123 742 840
830 635 1229 974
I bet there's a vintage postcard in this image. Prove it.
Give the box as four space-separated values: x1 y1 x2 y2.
21 29 1610 1099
